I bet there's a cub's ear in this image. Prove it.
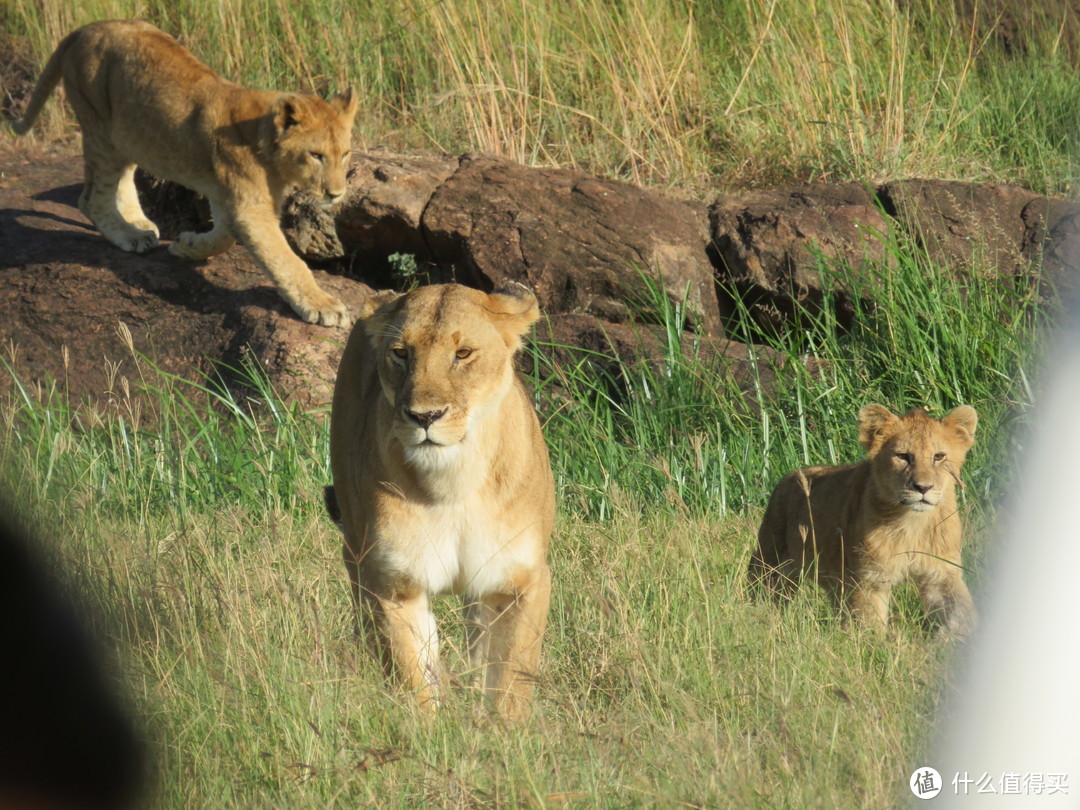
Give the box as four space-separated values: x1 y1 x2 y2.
857 403 899 453
943 404 978 449
486 283 540 351
331 86 359 119
273 95 306 133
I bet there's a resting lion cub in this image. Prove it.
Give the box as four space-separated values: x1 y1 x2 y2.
750 404 979 636
328 283 555 719
11 20 357 326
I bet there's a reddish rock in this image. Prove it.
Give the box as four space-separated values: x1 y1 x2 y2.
709 183 892 333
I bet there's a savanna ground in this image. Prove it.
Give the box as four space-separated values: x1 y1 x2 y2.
1 1 1076 806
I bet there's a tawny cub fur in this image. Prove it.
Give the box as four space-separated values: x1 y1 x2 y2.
750 404 979 636
327 283 555 719
10 20 358 327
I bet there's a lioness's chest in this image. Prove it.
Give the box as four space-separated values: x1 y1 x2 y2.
373 500 534 597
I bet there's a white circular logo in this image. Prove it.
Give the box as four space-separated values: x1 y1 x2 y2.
910 767 943 799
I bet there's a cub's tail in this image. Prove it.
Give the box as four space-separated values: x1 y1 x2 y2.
10 30 78 135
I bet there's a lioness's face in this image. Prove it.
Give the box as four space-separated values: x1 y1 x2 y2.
362 284 540 465
272 88 358 205
860 405 978 512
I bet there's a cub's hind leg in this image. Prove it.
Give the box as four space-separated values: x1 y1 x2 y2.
78 146 160 253
115 164 160 240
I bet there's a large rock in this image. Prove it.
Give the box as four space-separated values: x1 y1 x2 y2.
421 155 722 336
285 152 724 336
709 184 892 333
877 179 1039 276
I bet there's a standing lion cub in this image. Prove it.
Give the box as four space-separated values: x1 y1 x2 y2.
10 20 357 326
327 283 555 719
750 404 979 636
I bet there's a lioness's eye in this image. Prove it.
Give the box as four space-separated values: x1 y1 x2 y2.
455 348 473 360
309 151 326 163
896 452 913 464
341 152 351 165
391 347 408 360
933 452 946 462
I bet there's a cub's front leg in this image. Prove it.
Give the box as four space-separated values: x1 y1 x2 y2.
168 197 237 261
916 570 977 638
171 192 349 327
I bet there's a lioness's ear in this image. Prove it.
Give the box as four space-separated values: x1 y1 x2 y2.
273 95 306 133
331 86 359 119
358 289 405 344
358 289 404 320
943 404 978 449
486 283 540 350
858 403 899 453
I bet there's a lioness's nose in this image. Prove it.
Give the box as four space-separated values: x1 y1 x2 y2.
912 481 933 494
405 407 448 429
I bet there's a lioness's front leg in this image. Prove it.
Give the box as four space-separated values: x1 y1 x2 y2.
366 588 445 712
478 565 551 721
229 205 350 328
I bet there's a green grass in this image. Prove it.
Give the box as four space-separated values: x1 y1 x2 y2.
4 0 1080 194
0 1 1062 803
0 233 1049 806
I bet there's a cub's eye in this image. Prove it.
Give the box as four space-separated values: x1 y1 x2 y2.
933 452 946 462
455 347 473 360
309 151 326 163
895 452 913 464
341 152 351 165
391 347 408 360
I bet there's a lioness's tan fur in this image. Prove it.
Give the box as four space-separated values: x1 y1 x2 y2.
328 283 555 719
10 20 358 326
750 404 978 636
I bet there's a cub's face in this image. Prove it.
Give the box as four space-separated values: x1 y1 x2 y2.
859 404 978 512
362 284 540 468
272 88 359 204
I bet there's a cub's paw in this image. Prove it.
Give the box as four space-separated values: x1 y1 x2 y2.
109 227 160 254
130 219 161 239
293 293 352 328
169 231 212 261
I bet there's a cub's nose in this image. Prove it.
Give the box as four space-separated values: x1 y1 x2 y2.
912 481 934 494
404 407 448 429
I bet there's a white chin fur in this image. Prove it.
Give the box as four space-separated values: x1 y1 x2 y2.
902 497 938 512
403 441 463 472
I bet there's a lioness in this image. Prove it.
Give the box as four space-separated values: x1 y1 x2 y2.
10 20 357 327
328 283 555 719
750 404 979 636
